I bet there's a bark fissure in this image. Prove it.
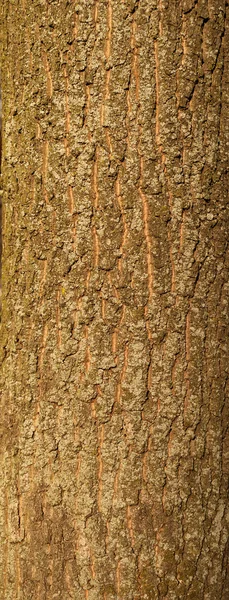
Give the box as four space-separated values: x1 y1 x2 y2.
0 0 228 598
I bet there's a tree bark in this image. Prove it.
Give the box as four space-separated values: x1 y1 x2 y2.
0 1 229 598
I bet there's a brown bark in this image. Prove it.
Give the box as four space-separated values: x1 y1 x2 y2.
0 85 2 294
0 0 229 598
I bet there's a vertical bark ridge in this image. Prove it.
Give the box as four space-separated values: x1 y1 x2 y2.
0 0 228 598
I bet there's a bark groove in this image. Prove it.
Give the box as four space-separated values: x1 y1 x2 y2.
0 0 229 598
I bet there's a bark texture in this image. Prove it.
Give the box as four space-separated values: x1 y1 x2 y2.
0 0 229 598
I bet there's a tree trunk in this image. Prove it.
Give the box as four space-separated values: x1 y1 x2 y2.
0 1 229 598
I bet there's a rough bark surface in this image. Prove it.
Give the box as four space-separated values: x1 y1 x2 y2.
0 0 229 598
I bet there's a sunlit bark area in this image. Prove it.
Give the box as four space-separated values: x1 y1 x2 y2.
0 0 229 598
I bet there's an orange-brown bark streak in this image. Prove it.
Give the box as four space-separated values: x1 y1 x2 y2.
116 176 127 276
1 1 228 598
93 148 99 267
63 66 70 156
116 342 128 404
97 424 105 511
139 159 154 300
133 19 154 302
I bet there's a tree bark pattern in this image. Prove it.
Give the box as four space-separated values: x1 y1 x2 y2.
0 0 229 598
